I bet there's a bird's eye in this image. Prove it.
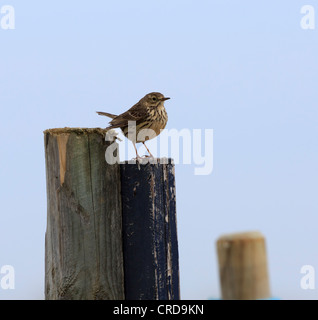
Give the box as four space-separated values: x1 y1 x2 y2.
152 97 157 101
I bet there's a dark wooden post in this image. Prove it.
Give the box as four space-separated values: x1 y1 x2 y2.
120 158 180 300
216 231 270 300
44 128 124 300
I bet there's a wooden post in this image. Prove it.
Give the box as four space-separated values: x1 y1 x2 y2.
120 158 180 300
44 128 124 300
216 231 270 300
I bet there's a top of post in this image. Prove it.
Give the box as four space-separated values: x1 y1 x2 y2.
217 231 265 243
43 127 108 136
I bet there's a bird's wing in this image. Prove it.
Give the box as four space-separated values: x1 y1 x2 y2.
108 102 147 128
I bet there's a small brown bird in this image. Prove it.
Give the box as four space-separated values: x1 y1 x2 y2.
97 92 170 158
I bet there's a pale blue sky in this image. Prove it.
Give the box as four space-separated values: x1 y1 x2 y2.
1 1 318 299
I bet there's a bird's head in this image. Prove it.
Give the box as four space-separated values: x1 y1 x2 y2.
142 92 170 107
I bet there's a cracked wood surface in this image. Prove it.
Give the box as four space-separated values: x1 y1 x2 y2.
44 128 124 300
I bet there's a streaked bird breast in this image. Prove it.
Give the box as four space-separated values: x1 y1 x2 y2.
122 105 168 142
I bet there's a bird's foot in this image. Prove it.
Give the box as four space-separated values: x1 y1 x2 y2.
132 156 143 162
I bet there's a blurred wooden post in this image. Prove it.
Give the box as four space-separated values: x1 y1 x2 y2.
121 158 180 300
216 231 270 300
44 128 124 300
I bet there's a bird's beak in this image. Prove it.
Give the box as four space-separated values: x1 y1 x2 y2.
162 97 170 101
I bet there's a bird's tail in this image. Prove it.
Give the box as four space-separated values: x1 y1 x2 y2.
96 111 117 119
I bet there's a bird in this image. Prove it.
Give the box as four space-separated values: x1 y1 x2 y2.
97 92 170 158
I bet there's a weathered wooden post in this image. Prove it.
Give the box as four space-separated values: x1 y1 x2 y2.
121 158 180 300
44 128 124 299
44 128 179 300
216 231 270 300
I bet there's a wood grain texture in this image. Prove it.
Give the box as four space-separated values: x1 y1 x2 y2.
217 231 270 300
44 128 124 300
120 158 180 300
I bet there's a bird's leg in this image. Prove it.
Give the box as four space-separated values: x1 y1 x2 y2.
142 142 154 158
133 143 142 160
